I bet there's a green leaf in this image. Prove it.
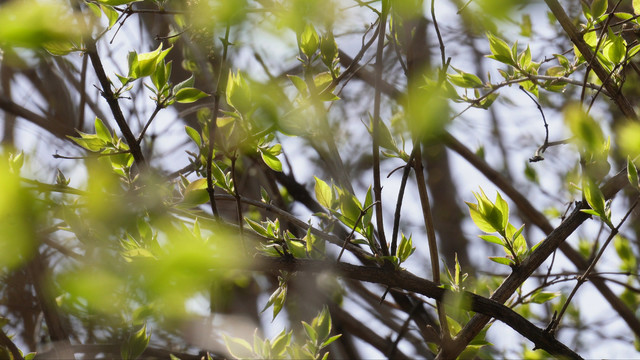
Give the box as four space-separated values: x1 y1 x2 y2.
320 32 338 68
43 41 77 56
314 177 333 209
635 0 640 15
314 72 333 91
531 240 543 252
185 126 202 147
545 66 565 77
68 133 106 152
223 334 253 359
245 218 269 237
175 87 209 103
101 5 120 29
86 2 102 18
226 71 252 113
94 117 112 143
518 45 532 70
479 235 504 246
210 161 228 191
582 176 606 218
447 68 484 88
120 324 150 360
285 237 307 258
131 44 171 79
302 321 318 343
260 151 282 172
489 256 515 266
604 29 626 63
486 33 514 65
397 233 415 263
300 23 319 58
614 12 634 20
494 192 509 231
181 178 209 206
271 330 291 357
260 187 271 204
581 209 602 217
338 191 362 227
287 75 308 96
314 306 332 342
470 190 505 234
628 156 639 189
272 285 287 319
467 203 498 233
321 334 342 348
531 291 560 304
173 74 195 94
583 31 598 49
511 223 525 243
152 59 170 91
362 186 373 225
591 0 608 19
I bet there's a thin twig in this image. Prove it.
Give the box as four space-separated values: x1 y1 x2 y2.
431 0 446 67
413 143 450 344
451 75 609 122
78 54 88 130
53 150 130 160
390 153 415 256
337 202 378 262
519 86 550 162
137 103 164 144
206 24 232 220
548 196 640 335
387 301 421 359
372 0 390 256
230 154 246 251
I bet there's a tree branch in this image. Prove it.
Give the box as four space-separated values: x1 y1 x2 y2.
371 0 390 256
444 133 640 343
85 40 147 171
544 0 637 120
246 257 582 360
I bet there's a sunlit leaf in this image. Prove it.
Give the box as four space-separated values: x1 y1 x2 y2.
260 151 282 172
314 177 333 209
300 23 319 58
175 87 209 103
531 291 560 304
591 0 608 19
185 126 202 147
581 177 607 222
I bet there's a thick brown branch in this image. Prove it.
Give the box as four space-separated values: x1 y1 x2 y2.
248 257 582 359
